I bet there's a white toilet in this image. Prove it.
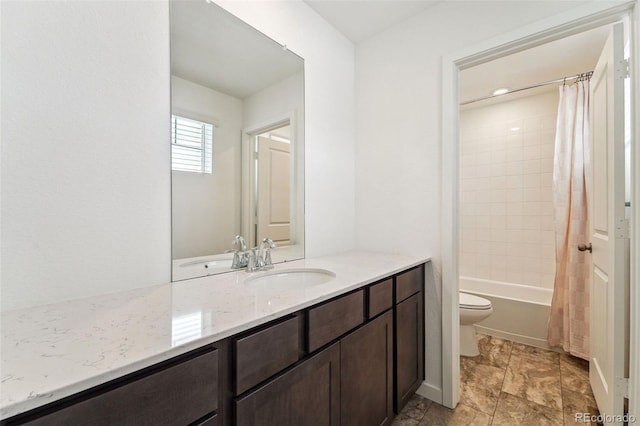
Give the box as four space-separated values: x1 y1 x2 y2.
459 292 493 357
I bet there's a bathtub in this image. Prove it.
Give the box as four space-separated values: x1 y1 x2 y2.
459 276 554 349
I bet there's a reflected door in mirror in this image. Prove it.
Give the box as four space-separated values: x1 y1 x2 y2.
257 134 290 246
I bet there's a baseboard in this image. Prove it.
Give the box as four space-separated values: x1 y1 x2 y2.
475 325 553 351
416 381 442 405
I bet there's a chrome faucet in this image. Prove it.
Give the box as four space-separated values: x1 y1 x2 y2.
258 238 277 270
246 248 259 273
246 238 277 272
228 235 249 269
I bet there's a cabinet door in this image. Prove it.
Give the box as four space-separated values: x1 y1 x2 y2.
394 291 424 413
341 310 393 426
235 343 340 426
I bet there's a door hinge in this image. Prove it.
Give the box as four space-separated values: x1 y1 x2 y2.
615 376 629 398
253 151 259 160
616 218 630 239
618 58 630 79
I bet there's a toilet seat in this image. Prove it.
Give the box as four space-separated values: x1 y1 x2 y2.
459 292 492 310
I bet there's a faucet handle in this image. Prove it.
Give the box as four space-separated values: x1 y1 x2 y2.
247 248 259 272
262 238 277 249
230 251 242 269
232 235 247 252
263 249 274 269
256 248 265 269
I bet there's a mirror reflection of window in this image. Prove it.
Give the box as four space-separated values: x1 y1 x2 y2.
171 115 214 174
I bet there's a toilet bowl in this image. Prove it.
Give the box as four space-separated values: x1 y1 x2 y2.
459 292 493 357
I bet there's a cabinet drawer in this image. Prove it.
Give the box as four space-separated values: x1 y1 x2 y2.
308 290 364 352
395 266 423 303
234 316 301 395
368 278 393 319
22 347 219 426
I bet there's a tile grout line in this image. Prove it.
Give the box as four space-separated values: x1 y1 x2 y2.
415 398 429 424
559 354 566 426
490 336 513 424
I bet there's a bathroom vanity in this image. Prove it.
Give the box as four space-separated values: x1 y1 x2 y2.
0 253 429 425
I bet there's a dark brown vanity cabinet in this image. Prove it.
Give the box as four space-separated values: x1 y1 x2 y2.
5 345 220 426
4 263 427 426
234 343 340 426
394 266 425 413
233 290 362 426
235 287 395 426
341 310 394 426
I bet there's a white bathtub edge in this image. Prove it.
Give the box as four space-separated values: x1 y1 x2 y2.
474 325 563 352
460 276 553 306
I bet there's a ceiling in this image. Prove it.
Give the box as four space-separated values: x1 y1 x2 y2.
171 1 303 99
302 0 610 108
303 0 441 43
460 25 611 107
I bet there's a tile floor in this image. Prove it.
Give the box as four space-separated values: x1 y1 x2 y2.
392 334 600 425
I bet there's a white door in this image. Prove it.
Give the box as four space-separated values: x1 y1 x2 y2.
257 135 290 245
589 22 629 420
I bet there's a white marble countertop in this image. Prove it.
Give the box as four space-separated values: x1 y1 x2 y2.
0 251 429 420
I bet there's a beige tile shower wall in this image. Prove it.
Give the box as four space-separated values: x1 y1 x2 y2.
459 91 559 289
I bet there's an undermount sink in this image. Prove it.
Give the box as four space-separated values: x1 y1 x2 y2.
244 268 336 290
180 255 233 268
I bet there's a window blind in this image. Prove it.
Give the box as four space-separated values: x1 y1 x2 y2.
171 115 213 174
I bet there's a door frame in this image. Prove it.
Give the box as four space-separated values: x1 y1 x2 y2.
440 1 638 413
241 111 299 248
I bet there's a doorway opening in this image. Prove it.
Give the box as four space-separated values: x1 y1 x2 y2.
456 23 628 422
440 2 636 417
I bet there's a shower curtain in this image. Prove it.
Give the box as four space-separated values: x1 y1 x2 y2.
547 79 591 360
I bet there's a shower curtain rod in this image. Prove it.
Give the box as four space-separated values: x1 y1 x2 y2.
460 71 594 106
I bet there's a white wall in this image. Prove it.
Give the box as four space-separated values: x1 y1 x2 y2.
171 76 243 259
1 0 355 311
354 0 598 404
243 71 304 136
1 1 170 311
460 91 558 290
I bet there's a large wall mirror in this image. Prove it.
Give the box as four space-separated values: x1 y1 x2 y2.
170 0 304 281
